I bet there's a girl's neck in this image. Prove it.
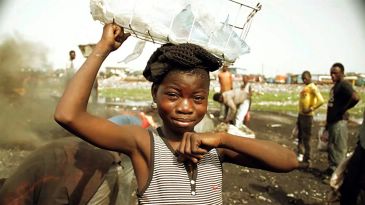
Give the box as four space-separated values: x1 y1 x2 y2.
159 126 184 141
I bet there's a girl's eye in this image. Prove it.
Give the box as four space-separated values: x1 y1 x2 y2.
193 96 205 103
166 92 178 100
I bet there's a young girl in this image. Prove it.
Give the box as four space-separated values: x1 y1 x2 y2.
55 23 298 204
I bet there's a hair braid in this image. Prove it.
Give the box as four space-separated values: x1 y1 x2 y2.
143 43 222 83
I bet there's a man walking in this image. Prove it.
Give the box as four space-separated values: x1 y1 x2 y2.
324 63 360 176
297 71 324 167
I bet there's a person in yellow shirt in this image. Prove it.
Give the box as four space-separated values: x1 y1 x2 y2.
297 71 324 167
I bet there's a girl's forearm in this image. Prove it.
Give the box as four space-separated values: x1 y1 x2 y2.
219 132 298 171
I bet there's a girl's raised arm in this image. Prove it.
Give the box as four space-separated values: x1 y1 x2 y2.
54 24 147 154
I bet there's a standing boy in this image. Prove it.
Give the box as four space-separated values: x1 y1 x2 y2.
324 63 360 176
297 71 324 167
217 64 233 120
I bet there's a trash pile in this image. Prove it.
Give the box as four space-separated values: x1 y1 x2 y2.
215 122 255 138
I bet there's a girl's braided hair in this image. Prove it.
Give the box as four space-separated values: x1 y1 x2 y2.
143 43 222 84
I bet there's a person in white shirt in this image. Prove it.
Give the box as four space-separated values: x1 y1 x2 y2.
213 88 249 127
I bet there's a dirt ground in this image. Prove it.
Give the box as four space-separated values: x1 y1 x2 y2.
0 109 361 205
221 110 360 205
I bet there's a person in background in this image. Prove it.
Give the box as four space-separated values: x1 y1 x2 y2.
324 62 360 177
217 64 233 120
65 50 77 85
339 109 365 205
54 23 298 204
0 137 121 205
296 70 324 168
241 74 252 126
212 86 249 127
110 109 158 129
65 50 85 83
65 50 99 104
0 113 150 205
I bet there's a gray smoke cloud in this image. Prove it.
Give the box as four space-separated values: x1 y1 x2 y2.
0 35 69 149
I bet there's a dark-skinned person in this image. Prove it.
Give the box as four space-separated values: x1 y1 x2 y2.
296 70 324 168
323 62 360 178
212 88 249 127
338 109 365 205
0 114 149 205
54 23 298 204
217 64 233 120
0 137 121 205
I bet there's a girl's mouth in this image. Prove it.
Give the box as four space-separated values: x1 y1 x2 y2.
172 118 195 127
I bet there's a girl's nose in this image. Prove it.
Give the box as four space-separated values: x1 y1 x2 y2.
176 99 193 114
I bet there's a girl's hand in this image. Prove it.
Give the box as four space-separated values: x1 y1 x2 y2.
99 23 130 52
177 132 222 163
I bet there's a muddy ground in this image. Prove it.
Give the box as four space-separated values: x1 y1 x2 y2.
221 110 360 205
0 109 361 205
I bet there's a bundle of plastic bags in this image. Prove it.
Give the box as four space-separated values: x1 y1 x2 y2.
90 0 253 62
317 127 329 151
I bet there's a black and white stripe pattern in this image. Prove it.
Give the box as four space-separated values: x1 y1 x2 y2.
137 130 223 204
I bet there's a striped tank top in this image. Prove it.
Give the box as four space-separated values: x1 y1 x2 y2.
137 129 223 204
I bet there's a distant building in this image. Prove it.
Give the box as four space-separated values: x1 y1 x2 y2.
229 67 247 81
247 74 265 83
344 76 358 86
355 74 365 86
274 75 286 84
317 75 332 84
287 74 303 84
105 66 127 78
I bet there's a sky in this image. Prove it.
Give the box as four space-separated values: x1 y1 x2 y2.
0 0 364 77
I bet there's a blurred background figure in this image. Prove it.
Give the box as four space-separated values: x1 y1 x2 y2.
64 50 84 87
0 136 122 205
111 108 158 129
339 109 365 205
0 112 154 205
213 87 249 126
241 74 253 127
65 49 99 104
64 50 76 86
217 64 233 120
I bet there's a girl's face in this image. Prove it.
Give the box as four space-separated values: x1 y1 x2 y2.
153 69 210 135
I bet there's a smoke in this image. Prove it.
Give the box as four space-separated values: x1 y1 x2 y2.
0 35 69 149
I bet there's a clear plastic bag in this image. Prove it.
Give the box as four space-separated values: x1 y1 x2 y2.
227 124 255 139
317 127 328 151
330 152 352 190
291 125 298 139
89 0 260 63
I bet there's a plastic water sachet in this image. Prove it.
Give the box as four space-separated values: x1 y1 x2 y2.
90 0 256 63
